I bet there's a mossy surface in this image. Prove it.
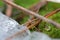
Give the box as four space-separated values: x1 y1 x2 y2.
0 0 60 38
0 0 4 7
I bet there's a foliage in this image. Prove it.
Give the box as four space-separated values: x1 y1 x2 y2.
0 0 60 38
37 2 60 38
0 0 4 7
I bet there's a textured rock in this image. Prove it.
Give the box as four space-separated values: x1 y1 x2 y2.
0 12 30 40
0 12 59 40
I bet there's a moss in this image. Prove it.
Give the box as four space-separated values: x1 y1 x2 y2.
38 2 60 38
14 0 39 8
0 0 60 38
0 0 4 7
14 1 60 38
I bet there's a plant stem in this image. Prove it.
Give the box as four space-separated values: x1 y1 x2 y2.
29 8 60 28
5 0 13 17
25 0 47 26
3 0 60 28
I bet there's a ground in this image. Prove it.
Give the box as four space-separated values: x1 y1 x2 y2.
0 0 60 38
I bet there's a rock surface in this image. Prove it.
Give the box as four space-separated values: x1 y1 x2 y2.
0 12 60 40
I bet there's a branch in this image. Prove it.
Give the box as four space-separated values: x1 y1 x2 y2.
3 0 60 40
25 0 47 26
5 0 13 17
3 0 60 28
16 0 47 23
28 8 60 28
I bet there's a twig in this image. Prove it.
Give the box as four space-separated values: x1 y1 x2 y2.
3 0 60 40
3 0 60 28
16 0 47 24
5 0 13 17
28 8 60 28
25 0 47 26
24 18 38 26
6 28 28 40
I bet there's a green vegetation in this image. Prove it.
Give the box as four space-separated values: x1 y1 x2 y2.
0 0 4 7
0 0 60 38
14 0 40 8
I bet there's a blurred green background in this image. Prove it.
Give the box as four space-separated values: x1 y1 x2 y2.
0 0 60 38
